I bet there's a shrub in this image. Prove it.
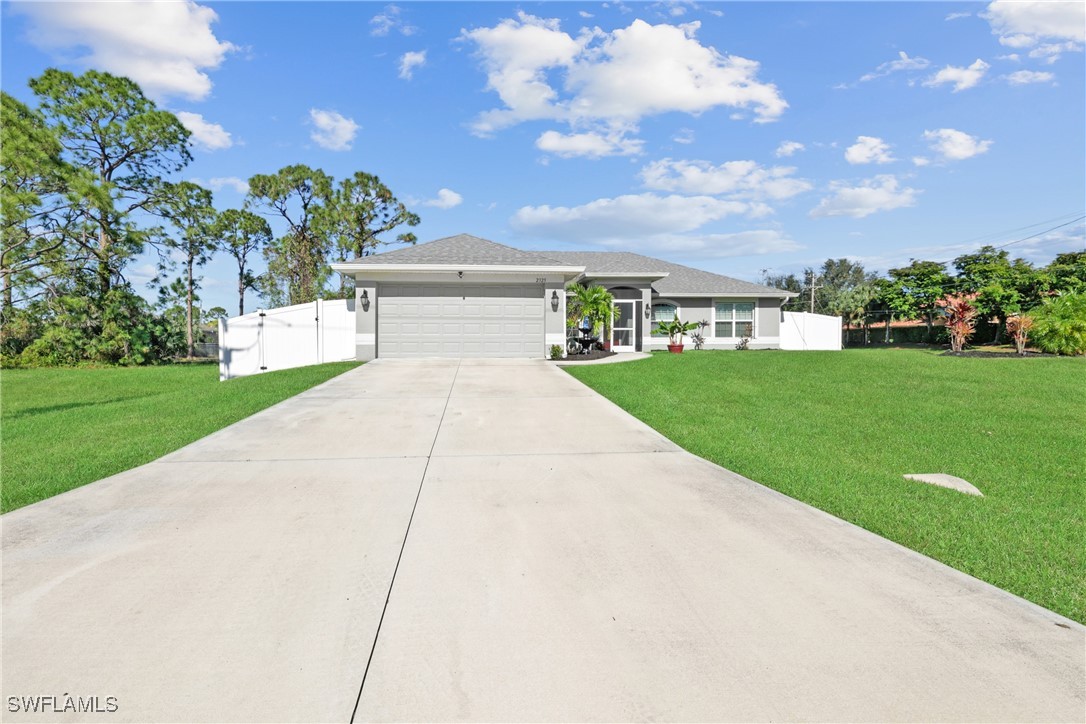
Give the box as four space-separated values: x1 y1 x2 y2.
1005 315 1034 355
943 294 978 352
549 344 563 361
1029 292 1086 356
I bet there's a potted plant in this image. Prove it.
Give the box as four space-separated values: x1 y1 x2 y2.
657 317 701 353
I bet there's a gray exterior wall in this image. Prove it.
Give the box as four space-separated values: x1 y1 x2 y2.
354 278 377 361
644 296 784 350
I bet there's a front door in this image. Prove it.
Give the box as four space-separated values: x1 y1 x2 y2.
612 300 635 352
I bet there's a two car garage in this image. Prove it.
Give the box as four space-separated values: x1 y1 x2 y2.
377 283 546 358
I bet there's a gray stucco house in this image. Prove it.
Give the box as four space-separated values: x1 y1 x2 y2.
331 234 795 359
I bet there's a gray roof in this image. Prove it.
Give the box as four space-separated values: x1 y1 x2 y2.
543 250 789 296
346 234 790 297
342 234 571 267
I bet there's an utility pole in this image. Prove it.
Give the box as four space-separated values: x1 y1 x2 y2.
805 269 822 314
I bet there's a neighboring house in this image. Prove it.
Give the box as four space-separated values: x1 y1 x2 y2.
331 234 795 360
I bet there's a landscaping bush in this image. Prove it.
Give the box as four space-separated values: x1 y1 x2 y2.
1029 292 1086 356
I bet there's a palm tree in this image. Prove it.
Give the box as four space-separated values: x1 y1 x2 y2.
566 283 616 338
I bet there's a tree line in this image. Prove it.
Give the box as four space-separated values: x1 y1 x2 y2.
764 248 1086 347
1 69 419 366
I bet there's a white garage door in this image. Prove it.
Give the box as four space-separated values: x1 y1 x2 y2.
378 283 545 358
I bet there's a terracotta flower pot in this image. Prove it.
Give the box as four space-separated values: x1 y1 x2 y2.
667 344 684 354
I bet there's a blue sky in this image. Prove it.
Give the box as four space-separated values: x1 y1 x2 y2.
3 1 1084 314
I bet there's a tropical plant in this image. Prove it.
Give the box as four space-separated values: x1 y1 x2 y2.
1028 292 1086 356
735 336 751 350
690 320 709 350
1005 314 1034 356
565 283 615 336
656 317 701 346
943 294 978 353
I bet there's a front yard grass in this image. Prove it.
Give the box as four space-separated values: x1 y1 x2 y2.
1 361 360 513
564 349 1085 623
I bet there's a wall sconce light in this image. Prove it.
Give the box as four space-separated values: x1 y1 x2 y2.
360 289 370 312
644 305 651 319
550 290 560 311
458 271 464 279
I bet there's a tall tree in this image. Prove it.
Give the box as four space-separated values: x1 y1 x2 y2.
320 171 420 260
247 165 332 306
212 208 271 315
158 181 216 358
887 260 951 340
952 246 1042 342
1045 252 1086 294
27 69 191 295
0 92 91 312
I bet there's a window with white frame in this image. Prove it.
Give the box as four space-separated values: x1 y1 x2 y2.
651 302 677 336
714 302 755 338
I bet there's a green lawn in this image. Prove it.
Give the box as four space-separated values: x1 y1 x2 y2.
1 362 360 513
565 349 1085 623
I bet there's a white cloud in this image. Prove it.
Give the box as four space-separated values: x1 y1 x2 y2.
536 129 643 158
579 10 594 18
859 51 930 82
511 195 798 258
923 59 990 92
640 158 812 200
175 111 233 151
923 128 993 161
190 176 249 194
912 156 931 167
945 12 972 21
13 0 235 101
598 229 802 259
461 13 787 141
810 175 920 219
673 128 695 144
1003 69 1055 85
512 193 768 240
308 109 360 151
983 1 1084 52
844 136 895 165
420 188 463 209
370 4 416 36
399 50 427 80
1028 41 1081 63
775 140 805 158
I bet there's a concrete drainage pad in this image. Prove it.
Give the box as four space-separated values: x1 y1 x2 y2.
904 473 983 496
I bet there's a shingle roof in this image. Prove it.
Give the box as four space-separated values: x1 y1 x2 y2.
342 234 571 267
344 234 791 296
543 251 790 296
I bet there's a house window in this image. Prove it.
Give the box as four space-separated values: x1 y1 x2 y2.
714 302 755 338
651 303 677 336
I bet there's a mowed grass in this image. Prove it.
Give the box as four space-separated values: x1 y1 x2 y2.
1 362 360 513
565 349 1085 622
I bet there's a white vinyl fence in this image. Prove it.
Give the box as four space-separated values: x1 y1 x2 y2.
218 299 356 380
780 311 843 351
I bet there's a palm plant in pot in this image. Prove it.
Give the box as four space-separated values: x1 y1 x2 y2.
657 317 701 353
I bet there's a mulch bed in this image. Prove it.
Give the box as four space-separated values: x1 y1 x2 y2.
941 350 1056 358
559 349 618 362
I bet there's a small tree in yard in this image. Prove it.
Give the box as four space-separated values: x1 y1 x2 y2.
1005 315 1034 356
943 294 978 353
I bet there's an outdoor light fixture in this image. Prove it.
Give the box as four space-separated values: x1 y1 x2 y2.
458 271 464 279
551 290 560 311
644 305 651 319
360 289 370 312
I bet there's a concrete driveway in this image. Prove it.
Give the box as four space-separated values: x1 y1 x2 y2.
2 359 1083 722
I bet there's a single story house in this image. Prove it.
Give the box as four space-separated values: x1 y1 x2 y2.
330 234 796 359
